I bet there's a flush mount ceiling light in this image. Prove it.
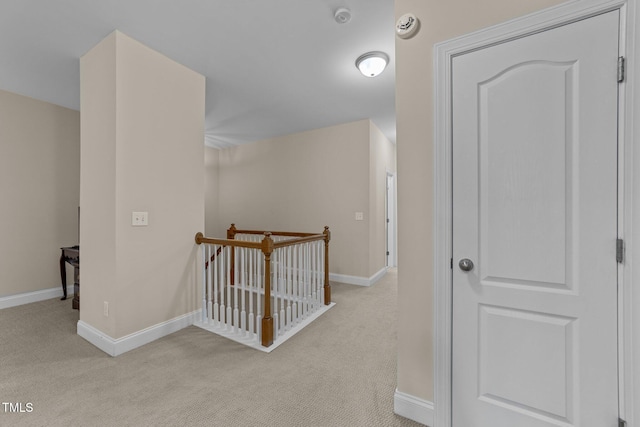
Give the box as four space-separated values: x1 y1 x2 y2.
355 51 389 77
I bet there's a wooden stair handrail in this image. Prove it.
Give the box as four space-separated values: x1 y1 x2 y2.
227 223 321 238
272 234 325 248
195 234 262 249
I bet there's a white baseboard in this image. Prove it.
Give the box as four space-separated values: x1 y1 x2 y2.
0 286 64 310
194 303 335 353
394 390 434 426
329 267 387 287
77 310 199 357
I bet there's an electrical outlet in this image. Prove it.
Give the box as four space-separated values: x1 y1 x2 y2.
104 301 109 317
355 212 364 221
132 211 148 226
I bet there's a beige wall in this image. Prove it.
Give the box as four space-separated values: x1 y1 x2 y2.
80 31 205 339
204 147 220 237
394 0 566 402
210 119 395 279
0 90 80 298
80 33 118 334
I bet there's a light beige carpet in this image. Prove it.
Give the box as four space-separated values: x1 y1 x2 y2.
0 269 423 426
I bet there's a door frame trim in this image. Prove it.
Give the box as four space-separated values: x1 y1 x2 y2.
433 1 637 426
386 171 397 268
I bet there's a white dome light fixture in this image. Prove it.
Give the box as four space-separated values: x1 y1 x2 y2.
355 51 389 78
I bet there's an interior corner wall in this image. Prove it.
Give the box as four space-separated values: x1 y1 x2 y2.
369 121 396 277
394 0 566 403
204 146 221 238
80 33 118 336
0 89 80 298
80 31 205 340
214 120 372 279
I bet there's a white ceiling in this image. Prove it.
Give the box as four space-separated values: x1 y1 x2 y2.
0 1 396 147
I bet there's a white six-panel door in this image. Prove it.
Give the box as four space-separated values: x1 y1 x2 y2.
452 10 620 427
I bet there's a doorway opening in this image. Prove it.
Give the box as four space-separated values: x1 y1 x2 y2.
386 172 397 268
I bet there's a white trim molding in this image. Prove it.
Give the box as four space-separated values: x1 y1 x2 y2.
0 286 65 310
77 310 199 357
394 390 434 426
329 267 387 287
434 1 637 426
386 170 398 268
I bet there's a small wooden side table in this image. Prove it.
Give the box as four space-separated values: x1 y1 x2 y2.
59 246 79 310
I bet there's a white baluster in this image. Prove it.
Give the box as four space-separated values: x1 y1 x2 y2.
226 246 232 330
279 248 285 333
304 242 310 317
299 243 305 319
314 241 319 309
313 241 319 310
233 246 239 334
273 249 279 341
286 246 292 331
213 245 219 326
291 244 297 326
201 243 207 323
240 247 247 336
298 243 303 319
308 241 312 312
248 248 254 337
319 240 325 306
256 249 262 343
309 242 315 312
309 241 313 311
207 245 213 324
318 241 322 306
220 247 226 328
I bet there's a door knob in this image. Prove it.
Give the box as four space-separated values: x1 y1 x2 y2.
458 258 474 272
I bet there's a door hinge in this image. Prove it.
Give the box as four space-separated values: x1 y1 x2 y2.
450 258 453 269
617 238 624 263
619 417 627 427
386 251 390 256
618 56 625 82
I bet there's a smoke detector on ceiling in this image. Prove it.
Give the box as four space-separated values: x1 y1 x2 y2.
334 8 352 24
396 13 420 39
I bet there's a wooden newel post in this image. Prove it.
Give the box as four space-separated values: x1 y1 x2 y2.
195 232 204 245
226 223 237 240
228 224 236 286
261 232 275 347
323 226 331 305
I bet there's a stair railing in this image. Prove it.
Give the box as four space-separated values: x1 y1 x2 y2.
195 224 331 348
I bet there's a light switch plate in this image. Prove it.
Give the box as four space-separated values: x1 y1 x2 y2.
355 212 364 221
132 211 148 226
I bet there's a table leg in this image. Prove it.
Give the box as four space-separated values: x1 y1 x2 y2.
59 253 67 300
72 267 79 310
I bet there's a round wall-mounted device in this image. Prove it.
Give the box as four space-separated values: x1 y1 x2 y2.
396 13 420 39
334 8 352 24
